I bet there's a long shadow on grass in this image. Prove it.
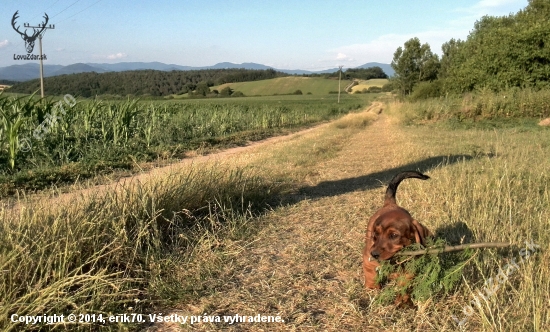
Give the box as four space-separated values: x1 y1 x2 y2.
434 221 475 245
297 154 478 200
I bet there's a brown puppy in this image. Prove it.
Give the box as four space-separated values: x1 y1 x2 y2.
363 171 432 301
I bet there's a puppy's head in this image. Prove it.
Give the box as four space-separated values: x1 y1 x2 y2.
369 209 427 261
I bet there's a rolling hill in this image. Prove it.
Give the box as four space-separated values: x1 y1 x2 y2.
211 77 343 96
350 79 389 93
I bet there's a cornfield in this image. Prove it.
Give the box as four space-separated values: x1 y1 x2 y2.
0 93 368 195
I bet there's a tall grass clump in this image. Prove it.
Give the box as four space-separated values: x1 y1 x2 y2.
394 87 550 125
330 110 379 130
0 162 287 331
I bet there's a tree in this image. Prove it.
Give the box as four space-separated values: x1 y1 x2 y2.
438 39 463 79
219 86 233 96
391 37 440 95
440 0 550 93
342 67 388 80
194 82 210 96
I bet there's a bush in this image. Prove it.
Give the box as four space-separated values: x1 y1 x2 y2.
381 82 395 92
293 89 303 95
409 80 442 101
219 86 233 97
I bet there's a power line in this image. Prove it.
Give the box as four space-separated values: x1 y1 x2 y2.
56 0 103 24
4 0 103 54
50 0 83 19
43 0 63 14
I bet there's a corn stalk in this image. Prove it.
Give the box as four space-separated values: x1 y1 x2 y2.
0 100 26 170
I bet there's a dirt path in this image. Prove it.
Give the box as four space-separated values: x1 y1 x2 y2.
11 102 427 331
4 103 385 214
145 102 436 331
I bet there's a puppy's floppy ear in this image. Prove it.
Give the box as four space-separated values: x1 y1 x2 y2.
411 219 431 246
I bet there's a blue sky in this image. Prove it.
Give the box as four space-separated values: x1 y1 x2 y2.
0 0 528 70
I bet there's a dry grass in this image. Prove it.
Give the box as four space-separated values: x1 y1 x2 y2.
3 100 549 331
350 79 389 93
156 102 548 331
330 102 382 130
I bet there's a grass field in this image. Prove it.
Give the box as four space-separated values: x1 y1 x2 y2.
210 76 350 96
2 89 549 331
350 78 389 93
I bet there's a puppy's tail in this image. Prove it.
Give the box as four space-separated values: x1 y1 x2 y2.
384 171 430 205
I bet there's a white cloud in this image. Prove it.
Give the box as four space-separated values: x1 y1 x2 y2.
107 52 128 60
336 53 347 60
0 40 9 49
324 28 467 68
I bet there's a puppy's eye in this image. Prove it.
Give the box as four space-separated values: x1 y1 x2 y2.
390 233 399 240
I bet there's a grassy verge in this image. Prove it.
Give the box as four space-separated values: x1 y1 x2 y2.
393 87 550 127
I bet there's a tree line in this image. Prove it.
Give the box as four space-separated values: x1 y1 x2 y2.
6 68 286 97
305 66 388 80
391 0 550 98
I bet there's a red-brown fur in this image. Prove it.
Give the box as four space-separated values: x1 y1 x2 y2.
362 171 432 305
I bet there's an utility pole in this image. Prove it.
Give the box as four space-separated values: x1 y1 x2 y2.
25 17 55 98
38 35 45 98
338 65 343 104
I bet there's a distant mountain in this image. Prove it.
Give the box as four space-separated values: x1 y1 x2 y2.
87 62 193 72
0 63 64 81
356 62 394 77
274 62 394 76
0 61 393 82
208 62 273 70
52 63 108 76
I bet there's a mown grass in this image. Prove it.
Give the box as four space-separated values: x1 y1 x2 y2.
210 77 350 96
350 78 389 93
0 93 374 196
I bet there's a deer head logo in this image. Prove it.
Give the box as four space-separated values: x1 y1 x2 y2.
11 11 49 54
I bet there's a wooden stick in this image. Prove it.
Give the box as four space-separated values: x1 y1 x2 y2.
396 242 511 256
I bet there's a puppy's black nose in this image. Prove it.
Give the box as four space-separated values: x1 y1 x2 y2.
371 250 380 259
